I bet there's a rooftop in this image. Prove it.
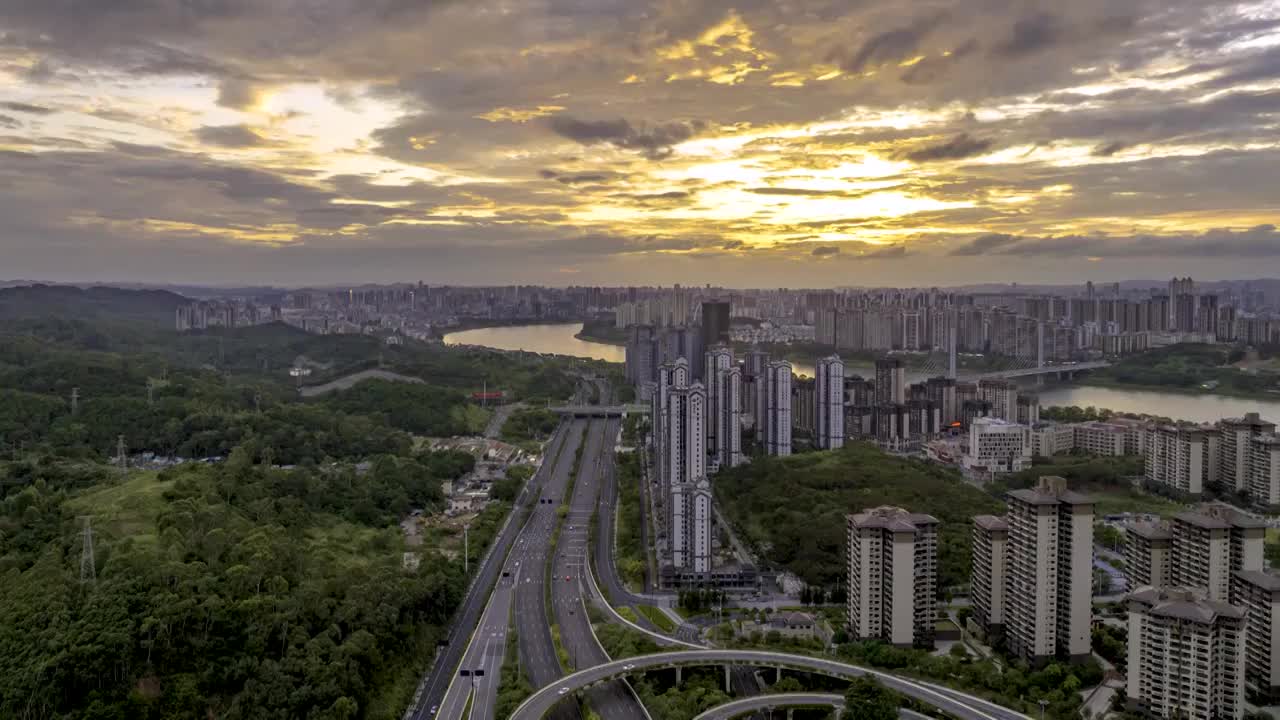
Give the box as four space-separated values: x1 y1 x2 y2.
1129 586 1245 623
849 505 939 532
1008 475 1093 506
1174 504 1267 530
973 514 1009 532
1234 570 1280 592
1128 522 1173 541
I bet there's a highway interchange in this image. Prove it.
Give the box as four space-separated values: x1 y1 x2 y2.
412 377 1031 720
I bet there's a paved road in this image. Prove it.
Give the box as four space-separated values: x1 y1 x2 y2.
410 422 572 720
552 418 649 720
509 650 1033 720
692 693 934 720
512 418 590 720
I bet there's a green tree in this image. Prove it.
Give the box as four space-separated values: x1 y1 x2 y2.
843 676 900 720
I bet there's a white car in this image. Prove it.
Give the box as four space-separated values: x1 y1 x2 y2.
558 687 571 695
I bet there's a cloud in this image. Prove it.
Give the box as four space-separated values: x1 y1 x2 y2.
950 233 1018 256
0 114 18 129
811 245 840 257
948 226 1280 258
0 101 55 115
894 134 993 163
1092 141 1128 157
992 13 1062 58
216 77 268 111
548 116 707 159
721 240 744 250
193 124 271 148
836 18 941 73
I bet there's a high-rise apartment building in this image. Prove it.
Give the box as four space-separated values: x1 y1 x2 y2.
1248 434 1280 505
1143 425 1209 496
1230 570 1280 703
651 357 690 487
815 355 845 450
1125 523 1174 589
665 382 709 572
874 358 905 406
1003 476 1094 663
762 361 793 456
707 360 742 469
1169 506 1265 601
1125 587 1245 720
847 506 939 648
700 300 731 350
1218 413 1276 492
704 347 735 470
971 515 1009 639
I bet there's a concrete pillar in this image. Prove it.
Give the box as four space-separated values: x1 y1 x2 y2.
675 667 682 684
786 710 794 720
775 667 781 683
724 665 731 693
834 708 843 720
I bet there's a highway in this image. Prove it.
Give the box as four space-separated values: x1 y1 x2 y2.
410 421 572 720
508 650 1034 720
692 693 933 720
551 417 649 720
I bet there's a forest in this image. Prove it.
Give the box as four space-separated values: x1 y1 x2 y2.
0 285 580 718
714 442 1004 593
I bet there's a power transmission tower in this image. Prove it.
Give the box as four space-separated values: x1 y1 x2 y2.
79 517 96 584
70 387 79 415
116 435 127 473
146 379 155 407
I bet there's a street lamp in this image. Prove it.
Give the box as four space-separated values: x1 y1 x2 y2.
1039 699 1049 720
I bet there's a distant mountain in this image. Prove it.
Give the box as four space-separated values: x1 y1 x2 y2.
0 284 189 328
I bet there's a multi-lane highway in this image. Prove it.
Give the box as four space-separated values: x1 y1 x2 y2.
551 417 649 720
430 418 589 720
509 650 1033 720
410 422 572 720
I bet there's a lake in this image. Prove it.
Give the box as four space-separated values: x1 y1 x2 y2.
443 322 625 363
443 322 1280 423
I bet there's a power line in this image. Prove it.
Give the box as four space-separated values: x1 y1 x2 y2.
79 517 96 584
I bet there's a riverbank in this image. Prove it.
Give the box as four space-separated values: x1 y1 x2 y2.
574 318 627 346
1069 376 1280 402
433 317 590 338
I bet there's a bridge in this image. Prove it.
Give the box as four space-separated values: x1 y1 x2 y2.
962 360 1111 382
550 404 648 417
693 693 932 720
509 650 1031 720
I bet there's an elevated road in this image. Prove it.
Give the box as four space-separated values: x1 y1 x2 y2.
691 693 933 720
509 650 1032 720
551 404 648 418
962 360 1110 381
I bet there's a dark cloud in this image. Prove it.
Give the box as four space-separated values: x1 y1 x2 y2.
721 240 744 250
193 124 269 148
0 114 19 129
0 101 55 115
811 245 840 257
1092 141 1128 157
835 17 942 73
548 116 706 159
993 13 1063 58
949 226 1280 258
895 134 993 163
950 233 1018 256
216 77 265 110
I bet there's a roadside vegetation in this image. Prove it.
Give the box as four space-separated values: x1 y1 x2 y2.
715 442 1003 592
615 451 647 591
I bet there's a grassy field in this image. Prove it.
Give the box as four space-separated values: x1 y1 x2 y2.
1092 489 1190 518
65 469 174 542
637 605 677 633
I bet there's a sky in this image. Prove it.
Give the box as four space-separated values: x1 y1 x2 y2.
1 0 1279 288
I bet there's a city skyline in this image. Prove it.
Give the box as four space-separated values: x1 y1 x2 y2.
2 1 1279 286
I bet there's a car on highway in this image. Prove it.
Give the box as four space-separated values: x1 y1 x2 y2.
558 687 570 695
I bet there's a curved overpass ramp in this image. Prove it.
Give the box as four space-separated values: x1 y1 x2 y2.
692 693 935 720
510 650 1031 720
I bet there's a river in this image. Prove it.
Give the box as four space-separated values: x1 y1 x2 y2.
443 322 1280 423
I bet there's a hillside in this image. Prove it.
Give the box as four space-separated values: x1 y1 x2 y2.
715 443 1004 591
1088 343 1280 397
